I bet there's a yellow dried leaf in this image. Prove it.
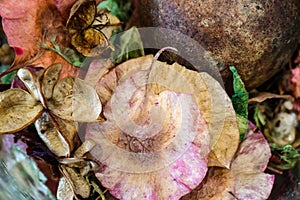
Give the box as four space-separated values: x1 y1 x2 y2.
0 88 43 134
95 55 239 168
42 63 62 100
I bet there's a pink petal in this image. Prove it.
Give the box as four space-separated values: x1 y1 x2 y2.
86 71 210 199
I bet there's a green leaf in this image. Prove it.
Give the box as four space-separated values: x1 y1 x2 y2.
40 38 85 67
98 0 131 23
0 146 56 200
270 143 300 170
111 26 144 64
0 65 16 84
230 66 249 140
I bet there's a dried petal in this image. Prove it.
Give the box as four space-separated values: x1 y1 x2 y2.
42 63 63 100
86 70 210 199
48 76 102 121
182 122 274 200
95 55 239 168
0 88 43 134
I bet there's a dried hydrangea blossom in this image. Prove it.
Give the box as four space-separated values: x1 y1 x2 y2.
86 70 211 199
182 122 275 200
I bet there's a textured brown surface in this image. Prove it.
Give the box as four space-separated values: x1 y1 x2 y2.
135 0 300 90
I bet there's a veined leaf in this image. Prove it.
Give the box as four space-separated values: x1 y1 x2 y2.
48 77 102 122
0 88 43 134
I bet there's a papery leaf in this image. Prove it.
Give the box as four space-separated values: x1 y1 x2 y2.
0 146 56 200
59 165 90 198
42 63 63 100
0 88 43 134
112 26 145 64
95 55 239 168
34 112 77 157
17 68 44 101
182 122 274 200
48 76 102 121
230 66 249 139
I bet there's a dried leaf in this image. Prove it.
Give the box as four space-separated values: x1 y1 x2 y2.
17 68 44 101
95 55 239 168
87 72 210 199
182 122 275 200
0 0 72 73
0 88 43 134
67 0 120 56
42 63 63 100
248 92 293 104
34 112 77 157
59 165 90 198
48 76 102 121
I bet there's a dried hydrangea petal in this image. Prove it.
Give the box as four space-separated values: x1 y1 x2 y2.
86 70 210 199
